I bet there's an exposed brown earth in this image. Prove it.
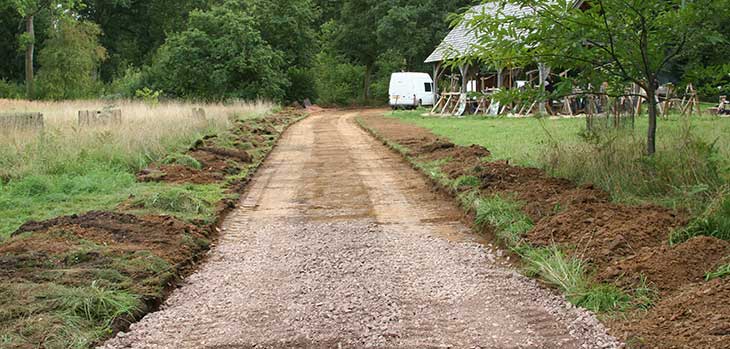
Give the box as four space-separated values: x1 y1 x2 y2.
357 112 728 348
599 236 730 294
529 203 686 271
101 109 618 348
611 277 730 349
137 113 299 185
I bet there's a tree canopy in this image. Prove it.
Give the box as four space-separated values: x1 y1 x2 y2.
0 0 727 109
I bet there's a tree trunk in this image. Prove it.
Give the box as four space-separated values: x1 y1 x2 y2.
646 89 658 156
25 15 35 99
363 64 373 102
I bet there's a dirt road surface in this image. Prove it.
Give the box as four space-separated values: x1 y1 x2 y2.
101 110 619 349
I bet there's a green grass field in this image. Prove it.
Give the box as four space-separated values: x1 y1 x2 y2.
389 111 730 168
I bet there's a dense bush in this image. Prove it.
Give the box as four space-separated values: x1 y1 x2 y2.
312 51 365 106
0 79 23 99
683 64 730 102
35 18 107 100
370 50 407 102
106 67 144 98
146 1 288 101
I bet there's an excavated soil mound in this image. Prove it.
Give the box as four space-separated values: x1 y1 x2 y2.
613 278 730 348
137 165 225 184
599 236 730 294
137 112 304 185
528 203 686 271
13 211 208 264
432 145 492 178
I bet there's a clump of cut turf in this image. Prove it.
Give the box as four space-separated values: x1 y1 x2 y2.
134 186 210 215
574 284 631 313
161 153 202 170
452 175 480 190
522 246 631 312
457 189 481 210
44 281 140 326
414 158 453 188
706 262 730 281
474 195 533 248
671 193 730 245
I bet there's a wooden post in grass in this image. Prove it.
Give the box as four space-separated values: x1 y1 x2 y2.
78 109 122 126
191 108 207 121
0 112 44 130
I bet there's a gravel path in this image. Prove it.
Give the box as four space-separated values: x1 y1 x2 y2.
101 110 620 349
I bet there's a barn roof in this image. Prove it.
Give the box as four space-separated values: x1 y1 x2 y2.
425 1 583 64
425 3 533 64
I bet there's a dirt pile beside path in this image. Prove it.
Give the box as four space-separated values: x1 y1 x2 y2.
613 278 730 348
599 236 730 294
2 211 208 286
529 203 686 271
13 211 208 264
138 110 304 185
357 112 727 349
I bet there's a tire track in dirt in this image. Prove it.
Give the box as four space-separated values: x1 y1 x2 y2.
100 109 619 349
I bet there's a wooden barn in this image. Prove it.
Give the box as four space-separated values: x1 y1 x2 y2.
425 1 589 117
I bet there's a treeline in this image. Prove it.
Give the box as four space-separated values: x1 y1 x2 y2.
0 0 476 104
3 0 728 104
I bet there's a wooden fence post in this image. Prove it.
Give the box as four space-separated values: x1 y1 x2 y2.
0 112 44 131
78 109 122 126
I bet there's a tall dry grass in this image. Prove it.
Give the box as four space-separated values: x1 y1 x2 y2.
541 118 727 212
0 99 275 179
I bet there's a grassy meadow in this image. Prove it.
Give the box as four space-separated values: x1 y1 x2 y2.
0 99 274 239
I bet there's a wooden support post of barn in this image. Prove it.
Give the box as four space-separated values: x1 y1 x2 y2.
457 63 470 116
538 63 550 114
432 61 443 106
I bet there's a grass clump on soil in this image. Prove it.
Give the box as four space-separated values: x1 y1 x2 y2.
670 192 730 245
452 175 480 190
522 246 631 313
473 195 533 248
131 184 224 223
414 158 453 187
44 281 140 326
161 153 203 169
705 262 730 281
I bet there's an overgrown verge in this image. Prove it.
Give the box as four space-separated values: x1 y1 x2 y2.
357 113 730 348
0 108 306 349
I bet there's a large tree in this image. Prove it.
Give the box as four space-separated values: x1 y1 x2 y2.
8 0 79 98
77 0 207 81
35 17 107 99
147 0 288 101
467 0 712 155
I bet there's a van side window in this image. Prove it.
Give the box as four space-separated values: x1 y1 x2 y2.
424 83 433 92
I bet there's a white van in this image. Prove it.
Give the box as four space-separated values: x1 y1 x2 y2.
389 72 435 109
